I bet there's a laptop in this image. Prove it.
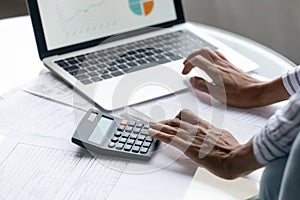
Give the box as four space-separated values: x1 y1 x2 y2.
27 0 258 111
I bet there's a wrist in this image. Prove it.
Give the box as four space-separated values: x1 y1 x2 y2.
224 140 262 179
253 77 290 106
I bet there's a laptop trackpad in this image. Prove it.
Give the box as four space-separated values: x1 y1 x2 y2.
94 63 189 110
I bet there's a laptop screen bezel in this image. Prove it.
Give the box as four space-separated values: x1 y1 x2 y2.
27 0 185 60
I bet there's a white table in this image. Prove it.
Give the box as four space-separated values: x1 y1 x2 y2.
0 16 296 199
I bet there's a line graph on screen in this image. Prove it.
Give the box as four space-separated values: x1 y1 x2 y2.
55 0 117 38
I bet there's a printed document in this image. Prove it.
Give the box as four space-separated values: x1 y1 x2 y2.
0 90 85 140
0 134 197 200
0 135 128 199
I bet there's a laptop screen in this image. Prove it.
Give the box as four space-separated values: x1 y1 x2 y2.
36 0 177 51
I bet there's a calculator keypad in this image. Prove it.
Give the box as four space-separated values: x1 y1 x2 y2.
108 120 154 154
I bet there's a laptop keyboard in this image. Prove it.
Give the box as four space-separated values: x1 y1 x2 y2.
55 30 216 85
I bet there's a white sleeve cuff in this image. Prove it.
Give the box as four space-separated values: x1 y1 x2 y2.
253 134 268 165
282 66 300 95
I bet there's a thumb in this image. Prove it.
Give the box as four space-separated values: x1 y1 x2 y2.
190 77 210 94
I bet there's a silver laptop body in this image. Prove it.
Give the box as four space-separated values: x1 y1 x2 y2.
27 0 258 111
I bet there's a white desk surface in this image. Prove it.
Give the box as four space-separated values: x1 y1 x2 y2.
0 16 296 199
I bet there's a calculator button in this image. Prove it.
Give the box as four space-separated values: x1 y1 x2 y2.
130 133 138 139
146 136 154 142
116 143 124 150
133 128 141 134
118 125 125 131
137 135 146 141
140 129 148 136
127 139 135 145
125 126 133 133
143 142 151 148
132 146 140 153
111 137 119 143
140 147 149 154
128 121 136 127
122 132 130 138
144 124 150 129
120 120 128 126
108 142 116 148
115 131 122 137
119 138 127 144
124 144 132 151
136 122 144 128
135 140 143 146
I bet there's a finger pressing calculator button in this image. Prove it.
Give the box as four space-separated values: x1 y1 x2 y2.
143 142 151 148
140 147 149 154
120 120 129 126
111 137 119 143
116 143 124 150
108 142 116 148
132 146 140 153
124 145 132 151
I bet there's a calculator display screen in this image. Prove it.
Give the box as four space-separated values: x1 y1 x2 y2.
88 116 114 144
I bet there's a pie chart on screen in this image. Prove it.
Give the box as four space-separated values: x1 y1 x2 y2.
129 0 154 16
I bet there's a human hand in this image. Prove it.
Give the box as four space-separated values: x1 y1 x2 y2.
183 48 289 108
149 109 261 179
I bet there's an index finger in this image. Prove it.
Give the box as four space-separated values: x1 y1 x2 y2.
182 48 214 75
175 109 201 125
185 48 215 63
183 47 226 75
176 109 210 129
183 55 221 82
148 128 190 152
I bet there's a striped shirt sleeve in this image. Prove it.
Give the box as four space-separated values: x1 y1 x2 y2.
282 66 300 95
253 91 300 165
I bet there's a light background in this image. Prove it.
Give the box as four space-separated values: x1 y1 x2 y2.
1 0 299 63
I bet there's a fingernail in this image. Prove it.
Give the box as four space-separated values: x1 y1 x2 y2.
190 77 196 86
149 122 156 127
148 129 155 136
182 67 187 75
